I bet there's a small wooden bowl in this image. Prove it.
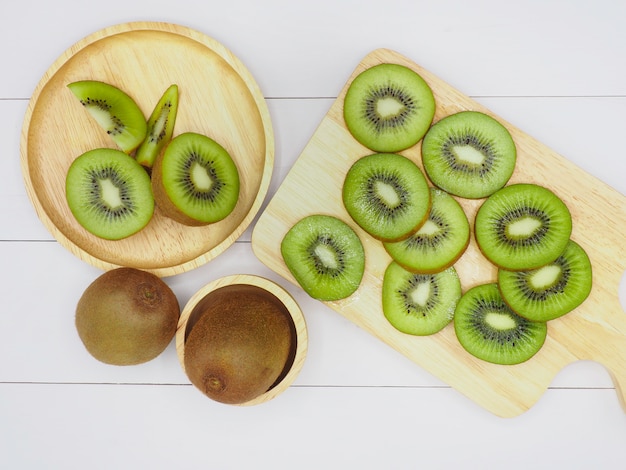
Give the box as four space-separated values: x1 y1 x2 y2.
176 274 307 406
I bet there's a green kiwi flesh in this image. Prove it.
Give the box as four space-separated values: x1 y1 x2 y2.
68 80 147 153
382 261 461 336
135 84 179 168
474 183 572 271
281 214 365 301
75 268 180 366
454 283 547 365
383 187 470 273
421 111 517 199
65 148 155 240
343 63 435 152
152 132 240 226
498 239 592 322
342 153 431 241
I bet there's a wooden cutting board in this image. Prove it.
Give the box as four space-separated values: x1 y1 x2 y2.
251 48 626 418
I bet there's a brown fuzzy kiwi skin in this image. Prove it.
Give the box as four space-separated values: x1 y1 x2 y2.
183 285 296 405
75 268 180 366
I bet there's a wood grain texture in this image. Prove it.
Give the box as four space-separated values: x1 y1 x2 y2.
20 22 274 276
252 48 626 418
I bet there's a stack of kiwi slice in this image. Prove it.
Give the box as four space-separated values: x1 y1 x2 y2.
280 60 592 367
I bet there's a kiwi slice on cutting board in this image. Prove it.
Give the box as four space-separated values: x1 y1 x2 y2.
343 63 436 153
281 214 365 301
135 84 179 168
474 183 572 271
67 80 147 153
383 187 470 273
498 239 592 322
421 111 517 199
454 283 548 365
65 148 155 240
152 132 240 226
342 153 431 241
382 261 462 336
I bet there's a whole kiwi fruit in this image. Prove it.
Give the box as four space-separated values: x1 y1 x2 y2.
75 267 180 365
183 284 296 405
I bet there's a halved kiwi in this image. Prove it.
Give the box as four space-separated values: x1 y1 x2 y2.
383 187 470 273
281 214 365 301
474 183 572 271
382 261 461 336
342 153 431 241
151 132 240 226
498 239 592 322
454 283 548 365
421 111 517 199
343 63 436 152
68 80 147 153
65 148 154 240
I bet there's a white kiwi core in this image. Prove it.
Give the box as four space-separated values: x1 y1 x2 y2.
484 312 517 331
529 265 562 290
191 162 213 191
376 97 404 118
416 219 440 236
452 145 486 165
100 178 123 209
375 180 401 208
507 217 542 238
314 244 339 270
410 281 431 308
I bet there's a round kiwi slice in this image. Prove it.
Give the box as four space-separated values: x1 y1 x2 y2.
342 153 431 241
343 63 436 153
281 214 365 301
421 111 517 199
498 239 592 322
382 261 462 336
454 283 548 365
65 148 155 240
383 187 470 273
474 183 572 271
151 132 240 226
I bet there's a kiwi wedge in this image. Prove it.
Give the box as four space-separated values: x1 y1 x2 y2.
474 183 572 271
75 268 180 366
421 111 517 199
65 148 155 240
454 283 548 365
383 187 470 273
382 261 461 336
498 239 592 322
135 84 179 169
68 80 147 153
343 63 436 152
281 214 365 301
342 153 431 241
152 132 240 226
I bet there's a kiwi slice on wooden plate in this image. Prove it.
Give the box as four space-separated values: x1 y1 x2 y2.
382 261 462 336
454 283 548 365
474 183 572 271
152 132 240 226
421 111 517 199
281 214 365 301
498 239 592 322
67 80 147 153
383 187 470 273
343 63 436 153
65 148 154 240
342 153 431 241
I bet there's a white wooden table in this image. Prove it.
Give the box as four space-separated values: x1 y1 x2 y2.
2 1 626 468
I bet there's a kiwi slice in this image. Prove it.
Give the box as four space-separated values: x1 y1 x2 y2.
382 261 461 336
343 63 436 152
65 148 155 240
498 239 592 322
421 111 517 199
151 132 240 226
383 187 470 273
135 84 179 168
454 283 548 365
68 80 147 153
281 214 365 301
342 153 431 241
474 183 572 271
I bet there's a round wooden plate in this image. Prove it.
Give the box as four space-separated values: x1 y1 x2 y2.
20 22 274 277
